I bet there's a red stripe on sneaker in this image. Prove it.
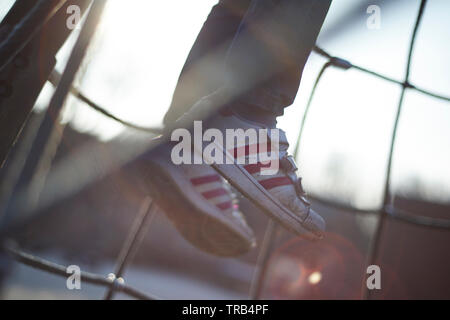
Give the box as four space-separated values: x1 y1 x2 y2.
244 162 272 174
259 177 293 190
229 142 273 158
190 174 221 186
216 201 233 210
231 144 259 158
201 188 228 199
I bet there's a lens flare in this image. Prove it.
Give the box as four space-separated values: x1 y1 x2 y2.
308 271 322 285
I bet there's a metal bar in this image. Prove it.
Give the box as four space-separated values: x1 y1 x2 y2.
48 70 163 135
308 195 376 215
0 0 67 72
308 194 450 230
249 219 277 300
352 64 404 87
365 0 428 300
313 46 450 102
385 204 450 230
412 85 450 102
2 0 106 227
0 0 91 170
104 197 156 300
293 61 332 159
2 243 157 300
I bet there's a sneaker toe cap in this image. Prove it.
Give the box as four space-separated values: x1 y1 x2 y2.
302 208 326 239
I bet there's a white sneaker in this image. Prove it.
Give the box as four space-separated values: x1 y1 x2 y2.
202 104 325 240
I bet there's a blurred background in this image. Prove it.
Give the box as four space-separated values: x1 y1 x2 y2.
0 0 449 299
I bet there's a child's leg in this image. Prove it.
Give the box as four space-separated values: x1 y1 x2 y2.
223 0 332 122
163 0 252 125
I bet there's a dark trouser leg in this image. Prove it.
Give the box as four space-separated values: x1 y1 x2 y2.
224 0 332 120
163 0 252 125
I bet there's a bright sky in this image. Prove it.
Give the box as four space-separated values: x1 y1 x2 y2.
1 0 449 209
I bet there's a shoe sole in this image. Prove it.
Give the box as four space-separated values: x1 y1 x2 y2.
135 144 255 256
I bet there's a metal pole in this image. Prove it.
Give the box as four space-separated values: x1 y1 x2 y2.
249 219 277 300
293 62 332 159
104 197 157 300
365 0 428 300
0 0 67 72
3 0 106 226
